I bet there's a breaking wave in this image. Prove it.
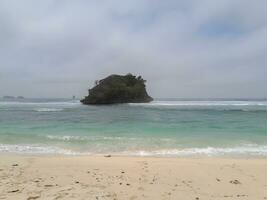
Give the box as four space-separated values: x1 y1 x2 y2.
45 135 174 142
1 143 267 157
129 101 267 107
125 145 267 157
0 100 81 107
129 101 267 112
0 144 83 155
34 108 64 112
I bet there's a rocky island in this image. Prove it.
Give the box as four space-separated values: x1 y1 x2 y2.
81 74 153 105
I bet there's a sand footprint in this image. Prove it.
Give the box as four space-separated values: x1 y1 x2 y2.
27 195 40 200
130 195 138 200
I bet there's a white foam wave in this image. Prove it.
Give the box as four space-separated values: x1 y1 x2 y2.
46 135 174 142
123 145 267 157
46 135 82 141
0 101 81 107
2 143 267 157
0 144 85 155
129 101 267 107
35 108 64 112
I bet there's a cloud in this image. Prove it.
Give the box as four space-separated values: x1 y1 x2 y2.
0 0 267 98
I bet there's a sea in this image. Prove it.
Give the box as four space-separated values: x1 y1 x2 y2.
1 98 267 157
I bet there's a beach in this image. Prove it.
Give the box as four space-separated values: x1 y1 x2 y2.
1 155 267 200
1 99 267 199
2 0 267 198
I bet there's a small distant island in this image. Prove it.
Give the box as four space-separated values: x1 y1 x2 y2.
81 74 153 105
3 96 25 100
3 96 16 100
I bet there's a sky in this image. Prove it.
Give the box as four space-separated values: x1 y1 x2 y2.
1 0 267 99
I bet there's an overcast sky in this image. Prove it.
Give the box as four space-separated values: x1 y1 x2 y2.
1 0 267 98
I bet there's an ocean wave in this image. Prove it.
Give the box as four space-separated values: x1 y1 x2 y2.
46 135 119 141
124 145 267 157
0 144 84 155
34 108 64 112
0 101 81 107
129 101 267 107
45 135 175 142
46 135 83 141
128 101 267 112
1 143 267 157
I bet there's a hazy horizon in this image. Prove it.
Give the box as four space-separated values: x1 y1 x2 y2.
1 0 267 99
2 96 267 101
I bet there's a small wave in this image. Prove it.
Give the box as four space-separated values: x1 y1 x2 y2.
1 143 267 157
128 101 267 112
0 144 84 155
34 108 64 112
0 101 81 107
123 145 267 157
45 135 175 142
46 135 82 141
129 101 267 107
46 135 134 141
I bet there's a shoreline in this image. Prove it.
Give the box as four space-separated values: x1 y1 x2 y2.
1 151 267 159
1 154 267 199
2 142 267 158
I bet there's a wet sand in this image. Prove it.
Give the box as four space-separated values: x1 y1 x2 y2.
0 155 267 200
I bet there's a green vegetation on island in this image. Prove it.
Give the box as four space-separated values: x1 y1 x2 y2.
81 74 153 105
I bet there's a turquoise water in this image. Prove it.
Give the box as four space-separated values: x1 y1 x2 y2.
1 98 267 156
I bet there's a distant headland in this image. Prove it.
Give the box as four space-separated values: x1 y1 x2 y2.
81 74 153 105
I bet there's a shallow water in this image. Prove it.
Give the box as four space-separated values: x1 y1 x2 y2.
1 98 267 157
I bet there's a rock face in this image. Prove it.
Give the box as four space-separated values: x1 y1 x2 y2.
81 74 153 105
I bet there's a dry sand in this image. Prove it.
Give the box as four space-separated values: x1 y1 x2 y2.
0 155 267 200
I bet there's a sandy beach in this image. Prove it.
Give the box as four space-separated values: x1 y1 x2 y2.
0 155 267 200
